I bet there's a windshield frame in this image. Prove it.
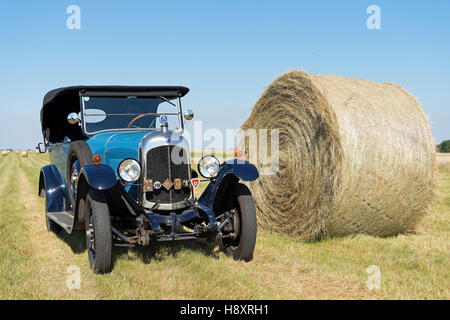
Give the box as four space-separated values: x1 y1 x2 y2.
80 93 185 136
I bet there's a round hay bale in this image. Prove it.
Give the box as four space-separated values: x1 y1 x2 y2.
241 71 436 240
21 151 28 157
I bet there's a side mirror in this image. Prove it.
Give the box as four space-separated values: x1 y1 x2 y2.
184 109 194 121
36 142 47 154
67 112 80 125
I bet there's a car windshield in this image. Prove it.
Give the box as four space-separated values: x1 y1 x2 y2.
82 96 179 134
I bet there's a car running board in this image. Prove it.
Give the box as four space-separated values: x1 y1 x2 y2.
47 211 74 233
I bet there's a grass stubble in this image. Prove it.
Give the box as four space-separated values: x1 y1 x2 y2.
0 153 447 299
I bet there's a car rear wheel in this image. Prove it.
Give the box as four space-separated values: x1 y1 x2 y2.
220 183 257 262
84 189 113 273
67 141 94 206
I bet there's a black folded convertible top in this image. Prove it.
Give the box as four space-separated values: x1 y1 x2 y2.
43 85 189 108
41 86 190 143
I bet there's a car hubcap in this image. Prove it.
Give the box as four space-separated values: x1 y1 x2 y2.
71 165 78 189
221 208 240 250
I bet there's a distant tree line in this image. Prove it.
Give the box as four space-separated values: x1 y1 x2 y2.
437 140 450 153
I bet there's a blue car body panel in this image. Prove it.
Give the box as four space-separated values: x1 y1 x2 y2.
79 164 118 190
86 131 149 197
87 131 148 171
223 159 259 181
45 131 148 201
40 164 72 213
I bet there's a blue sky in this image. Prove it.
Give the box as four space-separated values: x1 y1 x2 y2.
0 0 449 149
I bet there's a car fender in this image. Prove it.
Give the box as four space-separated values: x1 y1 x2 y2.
198 159 259 213
78 164 118 191
70 164 119 228
39 164 72 213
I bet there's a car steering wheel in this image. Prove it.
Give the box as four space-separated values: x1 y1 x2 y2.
127 113 155 128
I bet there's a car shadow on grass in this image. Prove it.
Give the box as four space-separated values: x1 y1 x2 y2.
54 229 220 266
114 239 220 265
55 229 86 254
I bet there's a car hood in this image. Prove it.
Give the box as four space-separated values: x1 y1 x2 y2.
86 130 190 201
87 131 149 172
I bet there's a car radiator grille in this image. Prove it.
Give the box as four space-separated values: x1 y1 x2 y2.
145 145 191 204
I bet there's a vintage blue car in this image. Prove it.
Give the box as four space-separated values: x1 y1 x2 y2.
37 86 259 273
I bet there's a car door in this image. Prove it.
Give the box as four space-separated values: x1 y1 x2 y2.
49 140 72 190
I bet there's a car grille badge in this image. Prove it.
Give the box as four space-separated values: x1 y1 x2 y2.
144 179 153 192
191 178 200 188
153 181 162 190
174 178 182 190
162 178 173 190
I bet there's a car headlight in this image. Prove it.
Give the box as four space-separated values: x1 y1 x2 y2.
198 155 220 179
118 159 141 182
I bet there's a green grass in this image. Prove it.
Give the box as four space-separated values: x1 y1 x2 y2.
0 155 48 298
0 153 448 299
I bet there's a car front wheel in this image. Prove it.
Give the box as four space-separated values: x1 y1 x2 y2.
84 189 113 273
220 183 257 262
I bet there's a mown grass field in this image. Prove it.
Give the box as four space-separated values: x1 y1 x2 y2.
0 152 448 299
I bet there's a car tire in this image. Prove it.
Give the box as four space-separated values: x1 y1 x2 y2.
67 141 94 206
84 189 113 274
221 183 257 262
